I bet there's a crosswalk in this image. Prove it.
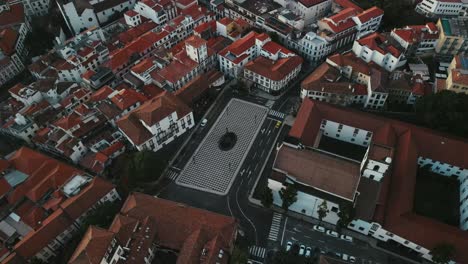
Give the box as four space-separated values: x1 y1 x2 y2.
268 212 282 241
164 169 179 180
249 245 266 259
269 110 286 119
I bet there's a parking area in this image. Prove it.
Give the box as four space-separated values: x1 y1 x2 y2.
176 99 268 195
280 217 390 264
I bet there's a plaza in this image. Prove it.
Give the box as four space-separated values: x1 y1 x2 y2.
176 99 268 195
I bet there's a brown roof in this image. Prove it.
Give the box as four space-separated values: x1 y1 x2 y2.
69 193 237 264
274 145 361 201
244 56 303 81
289 99 468 262
117 91 191 145
174 69 223 106
68 226 114 264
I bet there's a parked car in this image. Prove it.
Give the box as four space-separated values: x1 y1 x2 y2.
275 120 282 128
342 254 356 262
313 225 325 232
305 247 312 257
326 230 339 237
286 241 292 251
299 245 306 256
200 118 208 126
340 234 353 242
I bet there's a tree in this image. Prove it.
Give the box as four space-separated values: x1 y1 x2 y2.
336 203 355 233
269 32 280 43
261 187 274 208
414 90 468 138
229 245 248 264
125 150 168 189
279 184 298 211
431 243 456 264
317 200 329 224
82 201 122 230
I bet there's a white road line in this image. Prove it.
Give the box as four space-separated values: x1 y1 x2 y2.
281 216 288 246
236 183 258 245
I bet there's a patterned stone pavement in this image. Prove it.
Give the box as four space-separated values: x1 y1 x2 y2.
176 99 268 195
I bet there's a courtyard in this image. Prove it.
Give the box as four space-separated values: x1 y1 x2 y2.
176 99 268 195
413 166 460 226
317 135 368 161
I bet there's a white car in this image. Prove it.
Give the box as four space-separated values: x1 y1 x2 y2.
342 254 356 262
313 225 325 232
200 118 208 127
340 234 353 242
299 245 305 256
305 247 312 257
326 230 339 237
286 241 292 251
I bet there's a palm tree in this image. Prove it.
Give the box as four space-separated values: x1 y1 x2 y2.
279 184 298 211
317 200 329 224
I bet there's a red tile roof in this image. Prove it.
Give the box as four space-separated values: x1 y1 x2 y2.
0 28 18 56
185 35 207 48
68 226 114 264
290 99 468 263
355 6 384 23
90 86 113 102
0 4 25 28
117 91 192 145
357 32 402 58
110 89 147 110
174 69 223 106
334 0 363 12
261 41 293 56
392 23 439 44
298 0 327 7
245 56 303 81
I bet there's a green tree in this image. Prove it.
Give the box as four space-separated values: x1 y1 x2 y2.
82 201 122 230
431 243 456 264
317 200 329 224
279 184 298 211
126 150 168 189
269 32 280 43
229 245 248 264
415 90 468 138
336 203 355 234
261 186 274 208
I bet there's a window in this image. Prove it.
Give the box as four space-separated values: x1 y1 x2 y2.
331 206 338 212
373 165 380 171
358 227 365 231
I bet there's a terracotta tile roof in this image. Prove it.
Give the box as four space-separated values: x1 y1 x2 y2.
334 0 363 12
150 53 198 84
60 177 115 219
141 84 165 98
355 6 384 23
392 23 439 44
120 193 237 263
117 91 191 145
175 70 223 106
68 226 114 264
218 17 232 26
131 57 155 74
125 9 138 17
90 86 113 102
451 69 468 86
185 35 207 48
13 209 72 259
0 177 11 198
0 3 25 28
275 144 361 201
298 0 327 7
290 99 468 263
0 28 18 56
357 33 402 58
245 56 303 81
194 20 216 34
110 89 147 110
261 41 293 56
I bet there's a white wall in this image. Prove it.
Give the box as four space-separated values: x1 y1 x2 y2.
321 119 372 147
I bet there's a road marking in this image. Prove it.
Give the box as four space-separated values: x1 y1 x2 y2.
235 182 258 245
226 195 234 217
249 246 266 259
280 216 288 246
268 213 282 241
254 163 259 172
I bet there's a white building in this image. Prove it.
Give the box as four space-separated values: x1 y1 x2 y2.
7 0 51 16
117 91 194 152
57 0 137 35
275 0 332 26
390 22 439 56
288 32 331 61
352 33 407 72
127 0 178 26
301 52 389 109
415 0 468 18
218 31 271 77
243 41 303 94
